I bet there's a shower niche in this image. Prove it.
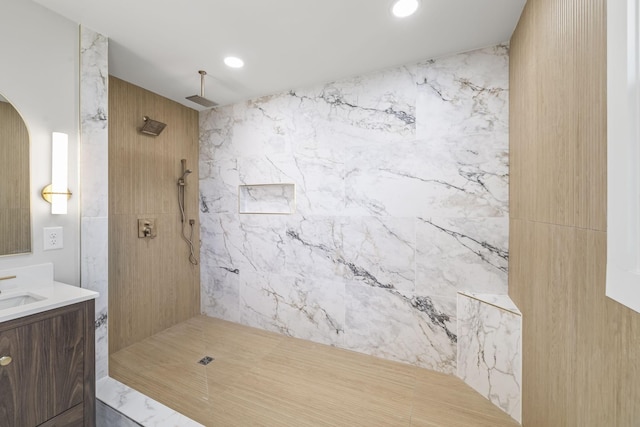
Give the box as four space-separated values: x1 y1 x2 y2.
238 183 296 214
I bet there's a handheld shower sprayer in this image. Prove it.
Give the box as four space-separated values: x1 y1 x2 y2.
178 159 193 186
177 159 198 265
178 169 192 186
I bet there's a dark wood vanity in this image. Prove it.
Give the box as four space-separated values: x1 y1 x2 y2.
0 300 95 426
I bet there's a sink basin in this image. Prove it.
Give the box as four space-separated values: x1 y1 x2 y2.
0 293 45 310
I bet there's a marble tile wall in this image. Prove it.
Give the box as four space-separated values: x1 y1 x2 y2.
457 292 522 422
199 44 509 374
80 26 109 379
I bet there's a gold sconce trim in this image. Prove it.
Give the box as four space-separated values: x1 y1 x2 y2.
41 184 72 203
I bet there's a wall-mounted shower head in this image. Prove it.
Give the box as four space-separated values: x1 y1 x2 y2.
181 169 192 180
186 70 218 108
140 116 167 136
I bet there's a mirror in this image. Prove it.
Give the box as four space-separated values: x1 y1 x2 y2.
606 0 640 313
0 93 31 255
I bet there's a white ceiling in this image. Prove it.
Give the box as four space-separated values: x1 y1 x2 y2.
34 0 526 110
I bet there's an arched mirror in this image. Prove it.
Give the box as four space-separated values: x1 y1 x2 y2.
0 93 31 255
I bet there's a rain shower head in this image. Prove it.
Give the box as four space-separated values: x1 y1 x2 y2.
140 116 167 136
186 70 218 108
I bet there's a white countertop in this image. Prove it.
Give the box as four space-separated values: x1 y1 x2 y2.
0 263 99 323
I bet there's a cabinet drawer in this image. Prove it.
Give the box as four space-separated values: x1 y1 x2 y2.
39 403 84 427
0 304 85 426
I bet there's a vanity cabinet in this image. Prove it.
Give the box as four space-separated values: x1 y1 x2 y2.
0 300 95 427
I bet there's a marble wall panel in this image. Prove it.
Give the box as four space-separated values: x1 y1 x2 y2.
416 44 509 140
289 64 417 145
416 216 508 298
457 293 522 423
282 216 345 281
237 215 288 273
199 105 237 162
344 283 457 373
80 28 109 219
344 136 508 217
200 253 240 323
80 26 109 380
341 216 415 292
200 44 509 373
199 158 239 215
240 271 345 346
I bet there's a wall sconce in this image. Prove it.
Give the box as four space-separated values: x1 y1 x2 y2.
41 132 72 214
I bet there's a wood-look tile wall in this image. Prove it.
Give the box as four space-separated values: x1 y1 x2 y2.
510 0 640 425
109 77 200 354
0 101 30 255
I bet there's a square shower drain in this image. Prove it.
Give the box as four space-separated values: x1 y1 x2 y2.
198 356 214 365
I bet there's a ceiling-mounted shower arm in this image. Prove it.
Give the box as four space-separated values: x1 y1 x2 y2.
186 70 218 108
198 70 206 98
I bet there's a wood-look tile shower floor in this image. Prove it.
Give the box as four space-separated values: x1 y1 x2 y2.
110 315 519 426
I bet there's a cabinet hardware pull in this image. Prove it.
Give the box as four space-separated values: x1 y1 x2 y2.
0 356 12 366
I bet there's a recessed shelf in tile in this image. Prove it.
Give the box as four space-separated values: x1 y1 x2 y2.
238 183 296 214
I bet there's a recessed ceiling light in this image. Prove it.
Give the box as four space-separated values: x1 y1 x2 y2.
224 56 244 69
391 0 420 18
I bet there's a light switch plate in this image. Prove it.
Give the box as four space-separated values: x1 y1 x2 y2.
43 227 63 250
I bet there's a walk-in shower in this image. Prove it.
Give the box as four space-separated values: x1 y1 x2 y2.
178 159 198 265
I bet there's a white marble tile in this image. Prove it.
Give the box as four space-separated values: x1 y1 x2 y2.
80 26 109 380
160 413 204 427
96 377 204 427
199 105 236 163
416 44 509 140
80 26 109 218
457 293 521 423
344 283 457 374
199 159 239 215
239 271 345 346
208 95 298 161
237 149 346 216
200 247 240 322
290 63 417 145
201 213 301 319
416 216 508 298
344 136 508 218
282 215 345 281
237 154 294 185
81 217 108 314
459 292 521 314
199 212 242 321
199 44 509 371
287 146 346 216
341 216 415 292
199 213 243 270
95 312 108 379
236 214 288 273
